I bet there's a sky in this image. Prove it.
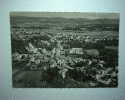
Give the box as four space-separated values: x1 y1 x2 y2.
10 12 119 19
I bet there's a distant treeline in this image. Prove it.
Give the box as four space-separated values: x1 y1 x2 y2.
12 26 50 29
11 23 119 32
62 24 119 31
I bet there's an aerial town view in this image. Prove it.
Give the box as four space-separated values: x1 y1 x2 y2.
10 12 119 88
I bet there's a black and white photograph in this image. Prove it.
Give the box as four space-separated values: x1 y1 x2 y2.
10 12 119 88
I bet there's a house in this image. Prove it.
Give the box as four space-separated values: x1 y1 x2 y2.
69 48 83 55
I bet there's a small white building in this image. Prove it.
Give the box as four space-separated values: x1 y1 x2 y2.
69 48 83 55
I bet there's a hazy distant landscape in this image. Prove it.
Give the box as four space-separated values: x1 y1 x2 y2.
10 12 119 88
